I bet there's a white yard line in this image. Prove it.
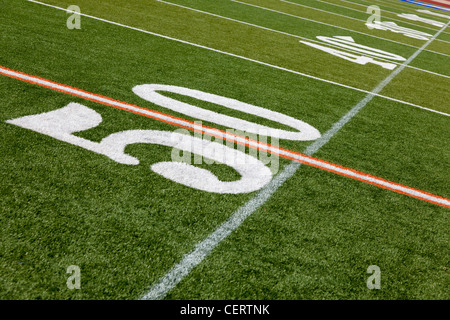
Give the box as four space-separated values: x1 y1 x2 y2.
231 0 450 58
280 0 450 36
338 0 441 16
355 0 449 15
417 9 450 20
27 0 450 116
316 0 450 35
157 0 450 79
140 19 450 300
284 0 450 44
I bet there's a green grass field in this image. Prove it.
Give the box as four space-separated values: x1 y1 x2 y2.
0 0 449 300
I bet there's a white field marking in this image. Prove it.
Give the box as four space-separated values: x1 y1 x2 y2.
339 0 434 14
318 36 406 60
281 0 376 22
353 0 450 24
231 0 450 58
364 0 450 14
132 84 321 141
7 103 273 194
314 0 450 32
342 0 450 23
4 63 450 205
366 20 434 40
6 65 450 206
299 40 398 69
280 0 450 36
417 9 450 19
434 37 450 45
157 0 450 79
397 13 446 27
25 0 450 114
406 0 450 13
140 20 450 300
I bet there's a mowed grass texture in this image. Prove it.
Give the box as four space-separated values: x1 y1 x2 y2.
0 0 449 300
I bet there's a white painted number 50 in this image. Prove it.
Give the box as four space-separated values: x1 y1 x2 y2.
133 84 321 141
7 103 273 194
6 84 320 194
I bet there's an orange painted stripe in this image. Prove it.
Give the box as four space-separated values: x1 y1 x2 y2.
1 66 449 208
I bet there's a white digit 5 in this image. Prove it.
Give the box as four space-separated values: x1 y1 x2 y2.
6 103 272 194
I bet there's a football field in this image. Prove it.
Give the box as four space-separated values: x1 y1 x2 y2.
0 0 449 300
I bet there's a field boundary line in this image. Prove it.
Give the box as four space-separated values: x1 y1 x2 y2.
2 65 449 209
231 0 450 58
157 0 450 79
27 0 450 114
140 18 450 300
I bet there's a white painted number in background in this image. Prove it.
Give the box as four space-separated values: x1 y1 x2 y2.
316 36 406 61
300 36 404 70
365 21 433 40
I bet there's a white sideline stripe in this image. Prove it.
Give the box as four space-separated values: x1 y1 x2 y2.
231 0 450 58
26 0 450 116
280 0 450 37
314 0 450 33
157 0 450 80
140 20 450 300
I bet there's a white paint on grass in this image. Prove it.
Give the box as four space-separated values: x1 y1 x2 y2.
417 9 450 19
366 21 433 40
156 0 450 78
133 84 321 141
313 0 450 34
140 160 302 300
4 67 448 204
299 40 398 69
230 0 450 57
397 13 446 27
280 0 450 35
317 36 406 61
25 0 450 109
7 103 273 194
140 19 450 300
